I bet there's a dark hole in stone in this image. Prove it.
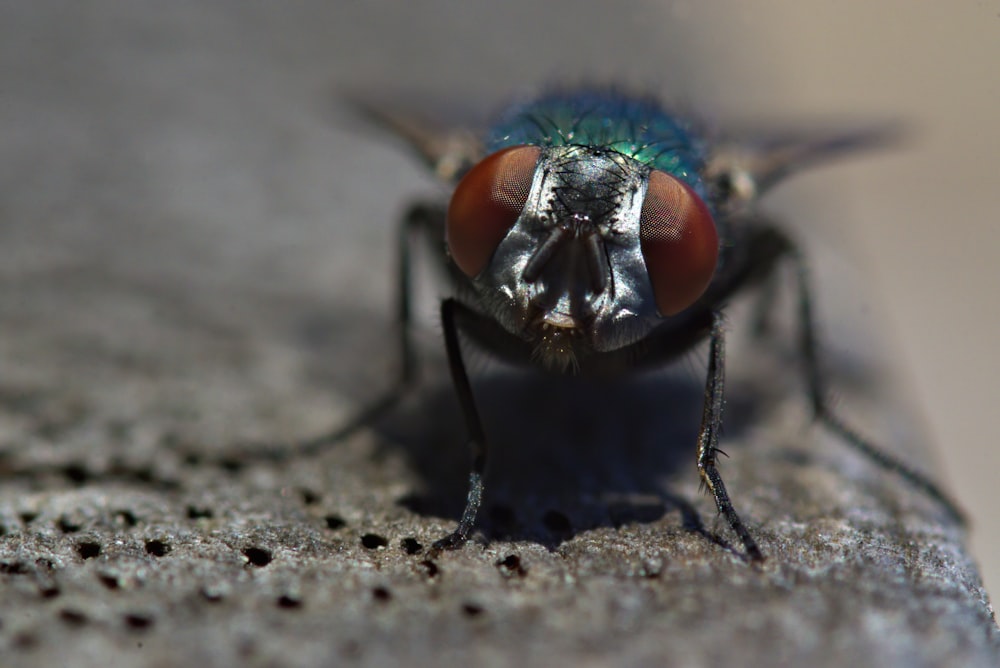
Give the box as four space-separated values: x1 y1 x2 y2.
0 561 29 575
19 511 38 524
361 533 388 550
13 631 38 649
39 585 60 599
299 488 320 505
324 515 346 530
419 560 439 578
219 458 244 473
462 603 484 617
242 547 273 567
77 542 101 560
57 517 81 533
98 574 120 590
186 505 213 520
145 540 169 557
497 554 527 577
182 452 202 466
400 537 423 555
35 558 55 572
62 463 89 484
124 613 154 630
542 509 572 534
58 608 87 626
372 586 392 602
277 594 302 609
115 510 138 527
0 525 6 536
641 561 663 579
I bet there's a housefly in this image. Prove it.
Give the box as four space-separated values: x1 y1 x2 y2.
350 88 963 562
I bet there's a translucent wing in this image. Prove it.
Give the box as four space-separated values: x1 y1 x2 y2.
344 91 489 183
704 123 903 212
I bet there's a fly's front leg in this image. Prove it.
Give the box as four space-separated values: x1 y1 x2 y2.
784 242 967 524
697 313 765 562
432 297 488 550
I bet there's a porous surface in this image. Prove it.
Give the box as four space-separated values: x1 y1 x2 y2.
0 4 997 667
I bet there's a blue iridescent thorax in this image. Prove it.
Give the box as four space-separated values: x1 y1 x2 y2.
486 89 708 199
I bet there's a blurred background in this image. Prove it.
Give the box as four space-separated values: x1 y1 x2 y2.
1 1 997 598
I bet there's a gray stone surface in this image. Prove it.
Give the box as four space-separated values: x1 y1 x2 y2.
0 3 997 667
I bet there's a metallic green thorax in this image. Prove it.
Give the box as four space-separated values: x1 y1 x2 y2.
486 89 708 200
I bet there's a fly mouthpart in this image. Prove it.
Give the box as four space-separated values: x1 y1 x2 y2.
529 312 587 374
540 311 578 330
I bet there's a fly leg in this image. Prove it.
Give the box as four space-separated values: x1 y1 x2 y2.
697 313 765 562
432 298 488 550
395 202 445 389
291 202 445 456
617 303 764 560
782 240 967 524
748 267 781 338
710 220 964 524
729 224 966 523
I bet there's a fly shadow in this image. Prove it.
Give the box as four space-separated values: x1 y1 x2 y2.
196 305 816 555
374 364 765 550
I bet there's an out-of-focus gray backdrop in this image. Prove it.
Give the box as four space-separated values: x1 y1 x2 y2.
1 0 997 622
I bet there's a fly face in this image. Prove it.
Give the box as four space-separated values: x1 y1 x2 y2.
446 144 718 371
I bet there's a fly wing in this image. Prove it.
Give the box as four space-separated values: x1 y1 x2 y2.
704 123 903 212
345 91 488 184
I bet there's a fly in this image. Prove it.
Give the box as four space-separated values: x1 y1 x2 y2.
349 88 964 562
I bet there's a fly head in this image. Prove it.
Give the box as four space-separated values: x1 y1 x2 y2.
447 144 720 372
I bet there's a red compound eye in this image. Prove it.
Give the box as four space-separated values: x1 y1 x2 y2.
639 170 719 316
447 145 541 277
